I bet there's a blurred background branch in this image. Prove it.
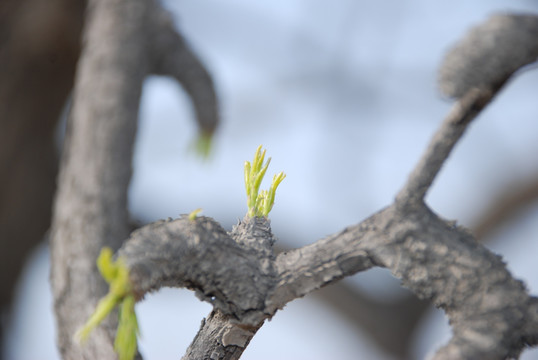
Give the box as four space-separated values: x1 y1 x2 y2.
0 0 84 353
1 1 538 359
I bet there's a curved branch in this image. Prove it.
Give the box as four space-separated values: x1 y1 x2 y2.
112 60 538 360
273 204 538 358
118 203 538 359
268 217 376 312
439 14 538 99
120 216 276 325
113 64 538 357
66 8 538 360
473 176 538 240
397 14 538 208
395 87 494 206
148 8 219 136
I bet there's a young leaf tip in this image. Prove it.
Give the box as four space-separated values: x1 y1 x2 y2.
244 145 286 217
188 208 203 221
77 247 139 360
189 131 214 159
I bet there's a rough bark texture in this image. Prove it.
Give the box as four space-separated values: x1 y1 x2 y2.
182 310 262 360
49 0 219 358
122 217 276 325
49 0 148 357
119 205 538 359
439 14 538 98
113 83 538 359
50 5 538 360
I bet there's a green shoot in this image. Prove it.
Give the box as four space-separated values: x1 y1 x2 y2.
193 131 213 159
76 247 139 360
188 208 203 221
244 145 286 217
115 295 138 360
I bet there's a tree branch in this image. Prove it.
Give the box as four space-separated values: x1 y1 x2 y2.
53 7 538 360
120 216 276 326
182 310 262 360
148 8 219 137
439 14 538 99
314 284 429 359
50 0 221 358
473 176 538 240
118 200 538 359
111 38 538 357
395 87 494 206
50 0 150 357
0 0 84 330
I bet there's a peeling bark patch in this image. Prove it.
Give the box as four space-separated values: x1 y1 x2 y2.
221 325 254 347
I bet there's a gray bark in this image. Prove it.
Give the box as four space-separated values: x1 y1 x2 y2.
148 10 219 136
50 0 147 357
182 310 262 360
50 6 538 360
49 0 218 358
439 14 538 98
116 86 538 359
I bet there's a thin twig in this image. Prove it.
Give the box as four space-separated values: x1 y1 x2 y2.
395 88 495 207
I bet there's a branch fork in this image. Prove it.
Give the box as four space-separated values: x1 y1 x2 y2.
52 5 538 359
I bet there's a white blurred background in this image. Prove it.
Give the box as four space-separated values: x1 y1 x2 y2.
5 0 538 359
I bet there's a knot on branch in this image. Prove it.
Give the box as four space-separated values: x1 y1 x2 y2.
230 216 277 258
119 215 279 325
371 204 535 359
439 13 538 98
